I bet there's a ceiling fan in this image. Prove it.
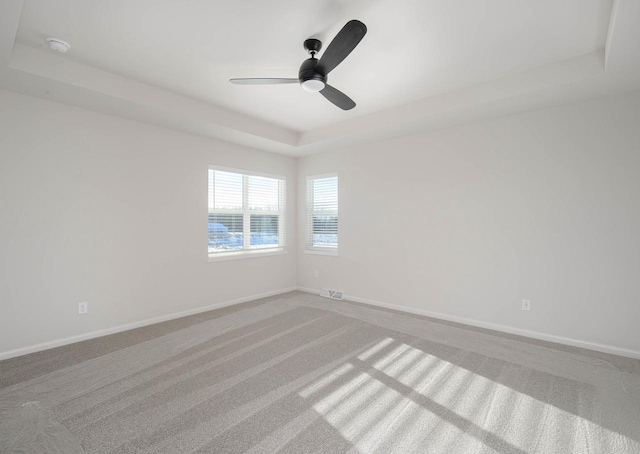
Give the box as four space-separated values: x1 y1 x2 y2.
230 20 367 110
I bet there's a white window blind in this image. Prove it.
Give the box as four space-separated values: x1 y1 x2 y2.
306 174 338 252
208 167 286 257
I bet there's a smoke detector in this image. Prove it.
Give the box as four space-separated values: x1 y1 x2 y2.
45 37 70 53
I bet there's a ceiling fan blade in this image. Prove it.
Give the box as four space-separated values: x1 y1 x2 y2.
320 84 356 110
316 20 367 76
230 78 298 85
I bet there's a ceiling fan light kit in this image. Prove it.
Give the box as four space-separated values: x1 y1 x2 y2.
230 20 367 110
301 79 325 92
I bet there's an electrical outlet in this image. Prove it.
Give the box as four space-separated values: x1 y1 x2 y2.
522 299 530 311
314 270 319 278
78 302 88 314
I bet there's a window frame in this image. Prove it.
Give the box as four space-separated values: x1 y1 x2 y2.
305 172 339 256
208 165 286 261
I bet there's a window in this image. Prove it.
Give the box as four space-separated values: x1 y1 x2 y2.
208 167 286 258
306 174 338 254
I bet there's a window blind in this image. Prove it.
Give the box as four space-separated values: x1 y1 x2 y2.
306 174 338 251
208 167 286 257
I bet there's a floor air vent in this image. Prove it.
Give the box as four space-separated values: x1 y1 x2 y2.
320 288 344 300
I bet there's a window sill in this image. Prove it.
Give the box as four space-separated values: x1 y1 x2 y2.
208 248 287 262
304 249 339 257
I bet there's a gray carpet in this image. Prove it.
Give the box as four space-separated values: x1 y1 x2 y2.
1 291 639 453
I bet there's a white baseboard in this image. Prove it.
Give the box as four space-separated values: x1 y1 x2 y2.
297 287 640 360
0 287 297 361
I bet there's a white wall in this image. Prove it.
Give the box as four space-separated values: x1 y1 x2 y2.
297 91 640 355
2 88 639 359
0 90 297 356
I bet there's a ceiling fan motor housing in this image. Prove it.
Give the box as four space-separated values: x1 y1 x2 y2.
298 58 326 91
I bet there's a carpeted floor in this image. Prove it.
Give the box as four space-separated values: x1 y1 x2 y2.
1 291 639 453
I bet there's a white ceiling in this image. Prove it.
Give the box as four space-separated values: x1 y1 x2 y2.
1 0 640 156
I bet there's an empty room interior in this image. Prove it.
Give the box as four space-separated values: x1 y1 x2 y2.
1 0 640 453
